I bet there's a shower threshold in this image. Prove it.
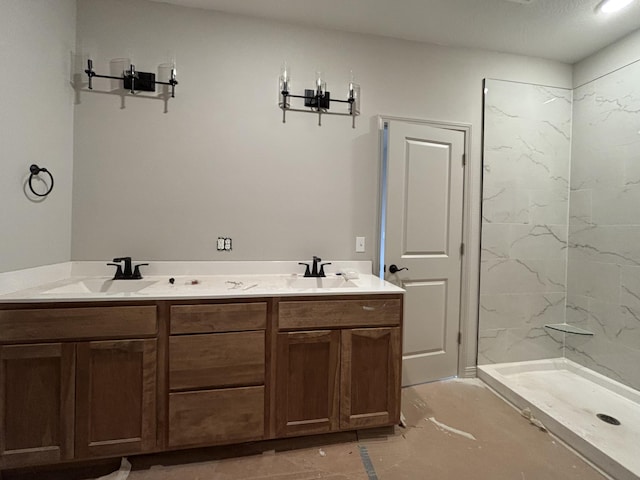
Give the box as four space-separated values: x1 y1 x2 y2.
478 358 640 480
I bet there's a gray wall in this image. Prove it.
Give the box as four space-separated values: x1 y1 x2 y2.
479 80 572 364
573 28 640 88
72 0 572 267
0 0 76 273
567 53 640 391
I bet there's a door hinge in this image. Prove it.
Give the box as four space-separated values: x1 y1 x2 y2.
462 153 466 166
458 332 462 345
460 243 465 255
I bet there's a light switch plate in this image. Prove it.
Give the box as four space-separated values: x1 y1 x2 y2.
355 236 365 253
217 237 225 251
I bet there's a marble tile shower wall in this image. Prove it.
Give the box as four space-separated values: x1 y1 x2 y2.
567 60 640 390
479 80 572 365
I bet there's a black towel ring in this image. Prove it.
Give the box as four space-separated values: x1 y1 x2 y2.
28 164 54 197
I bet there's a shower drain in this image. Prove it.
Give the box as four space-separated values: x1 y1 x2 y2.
596 413 621 425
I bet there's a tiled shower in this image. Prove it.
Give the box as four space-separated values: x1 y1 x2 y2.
479 59 640 393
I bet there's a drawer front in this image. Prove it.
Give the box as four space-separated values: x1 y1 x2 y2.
170 331 265 390
278 298 401 330
168 386 264 448
0 306 157 343
170 303 267 334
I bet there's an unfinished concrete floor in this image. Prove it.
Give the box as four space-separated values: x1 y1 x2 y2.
6 379 608 480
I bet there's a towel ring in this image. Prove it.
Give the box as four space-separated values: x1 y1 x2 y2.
28 164 54 197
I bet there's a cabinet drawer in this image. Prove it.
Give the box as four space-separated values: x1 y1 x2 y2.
0 306 157 343
170 331 265 390
168 386 264 448
278 298 401 330
170 303 267 334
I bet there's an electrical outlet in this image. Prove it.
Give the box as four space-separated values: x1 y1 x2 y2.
224 237 232 251
355 236 365 253
217 237 225 251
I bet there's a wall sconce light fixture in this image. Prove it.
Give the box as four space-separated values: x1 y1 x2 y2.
84 59 178 97
278 64 361 128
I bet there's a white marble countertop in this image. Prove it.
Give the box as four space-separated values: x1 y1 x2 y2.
0 261 404 303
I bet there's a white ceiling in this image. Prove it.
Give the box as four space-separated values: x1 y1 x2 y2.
148 0 640 63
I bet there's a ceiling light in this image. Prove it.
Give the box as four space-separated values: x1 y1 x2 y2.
598 0 635 13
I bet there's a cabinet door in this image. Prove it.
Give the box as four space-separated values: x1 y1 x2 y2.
75 339 157 458
276 330 340 437
0 343 75 469
340 328 401 430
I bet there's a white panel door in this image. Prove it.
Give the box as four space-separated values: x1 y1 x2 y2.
384 120 465 386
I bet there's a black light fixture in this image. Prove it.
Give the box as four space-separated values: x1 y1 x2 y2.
278 64 361 128
84 59 178 98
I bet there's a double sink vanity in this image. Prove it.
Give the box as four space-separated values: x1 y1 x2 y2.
0 260 404 472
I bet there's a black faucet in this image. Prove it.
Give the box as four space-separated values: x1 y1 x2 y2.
107 257 149 280
299 256 332 278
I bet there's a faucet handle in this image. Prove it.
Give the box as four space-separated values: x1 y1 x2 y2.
319 262 332 277
298 262 311 277
107 262 124 280
132 263 149 280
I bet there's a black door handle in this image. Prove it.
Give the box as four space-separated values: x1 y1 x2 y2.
388 264 408 274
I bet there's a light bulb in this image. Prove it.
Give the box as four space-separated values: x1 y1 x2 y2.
349 70 356 98
280 62 290 92
279 62 290 108
316 71 326 97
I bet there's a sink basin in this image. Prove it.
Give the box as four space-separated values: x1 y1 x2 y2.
43 279 156 294
287 277 356 289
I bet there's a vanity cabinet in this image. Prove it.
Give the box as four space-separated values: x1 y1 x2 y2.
275 296 402 437
167 302 267 448
0 306 158 469
0 292 403 472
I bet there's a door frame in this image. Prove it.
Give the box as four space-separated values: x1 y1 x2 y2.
376 115 477 379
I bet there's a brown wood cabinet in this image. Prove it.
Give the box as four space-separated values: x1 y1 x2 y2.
0 293 403 472
167 301 267 448
0 306 158 469
274 296 403 438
